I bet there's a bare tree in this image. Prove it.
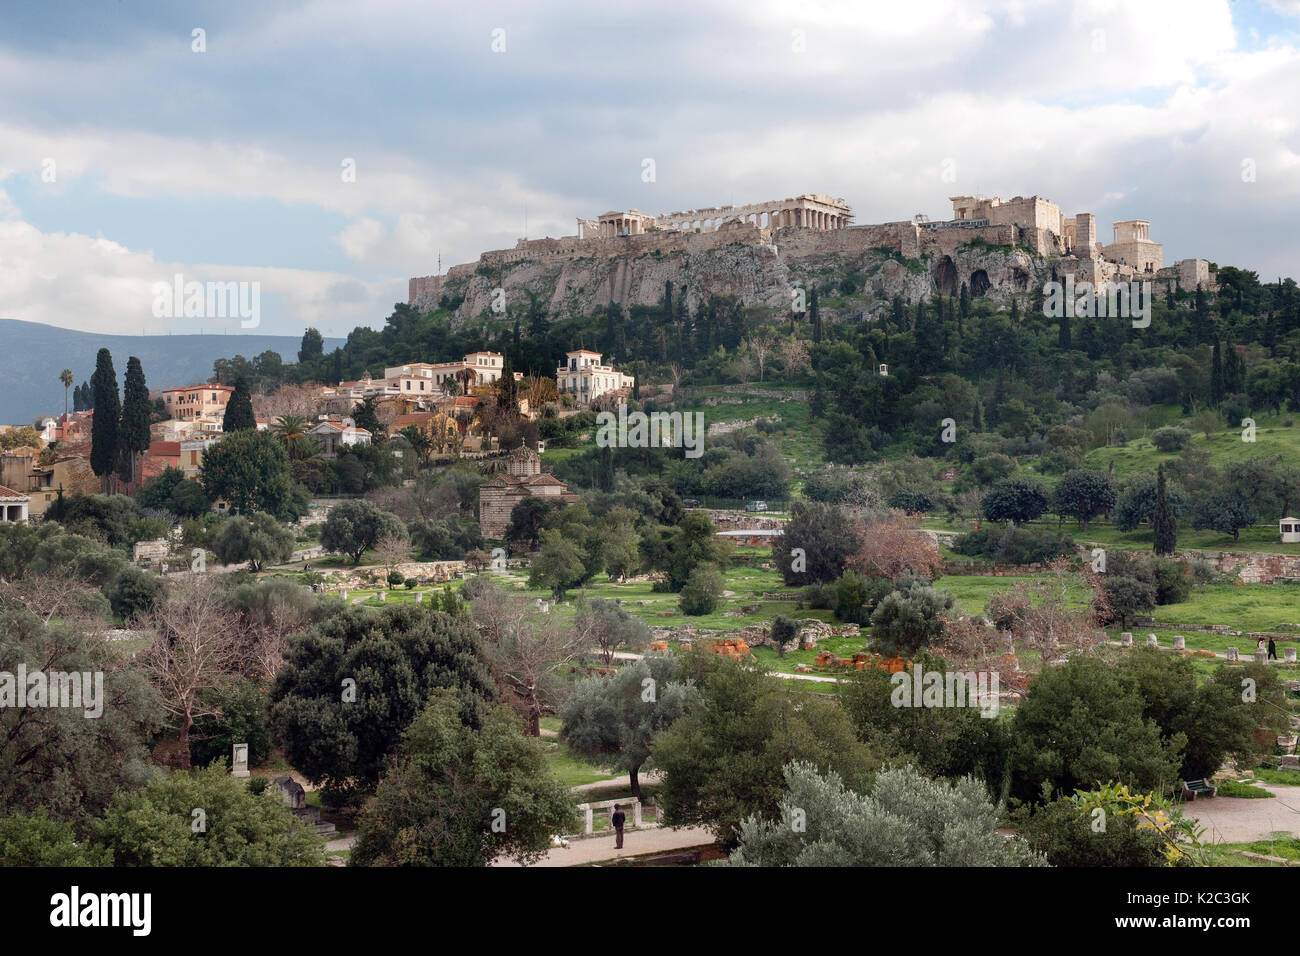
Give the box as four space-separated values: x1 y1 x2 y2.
848 512 945 580
137 577 241 769
372 530 411 575
469 582 586 735
746 327 777 381
778 337 810 376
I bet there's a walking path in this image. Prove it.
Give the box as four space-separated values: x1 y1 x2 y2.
1183 783 1300 843
490 825 716 867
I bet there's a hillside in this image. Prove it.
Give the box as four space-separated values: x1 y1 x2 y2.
0 319 344 425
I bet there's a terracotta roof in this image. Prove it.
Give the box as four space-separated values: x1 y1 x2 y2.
0 484 29 499
147 441 181 457
524 474 567 487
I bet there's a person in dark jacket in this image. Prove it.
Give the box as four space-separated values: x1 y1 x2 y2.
1268 638 1278 660
612 804 626 849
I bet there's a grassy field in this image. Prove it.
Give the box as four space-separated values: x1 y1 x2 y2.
1082 411 1300 482
922 515 1300 556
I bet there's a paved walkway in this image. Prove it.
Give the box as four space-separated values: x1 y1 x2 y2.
490 825 716 867
1184 784 1300 843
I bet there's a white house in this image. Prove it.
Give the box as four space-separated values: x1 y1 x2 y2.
555 350 634 404
0 484 30 522
1282 518 1300 544
310 421 372 457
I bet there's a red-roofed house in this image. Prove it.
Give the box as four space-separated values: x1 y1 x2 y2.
478 446 577 539
308 421 372 457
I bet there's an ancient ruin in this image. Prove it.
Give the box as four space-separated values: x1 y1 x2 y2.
409 190 1214 324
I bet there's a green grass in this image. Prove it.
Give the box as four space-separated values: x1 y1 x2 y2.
1083 411 1300 482
1251 767 1300 786
544 739 622 788
1216 834 1300 862
1214 779 1275 798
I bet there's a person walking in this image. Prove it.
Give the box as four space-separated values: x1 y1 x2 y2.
1268 638 1278 661
612 804 626 850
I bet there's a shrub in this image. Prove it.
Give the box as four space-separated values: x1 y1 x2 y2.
679 564 725 616
1150 426 1191 453
953 526 1074 565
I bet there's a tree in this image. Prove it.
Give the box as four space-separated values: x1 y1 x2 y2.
319 499 406 564
0 601 161 827
679 563 724 615
868 577 955 658
1113 471 1190 532
469 581 586 735
298 327 324 364
222 377 257 433
116 356 152 491
1009 656 1185 803
652 650 878 844
574 597 651 665
138 577 243 770
771 501 857 586
847 513 944 581
769 615 800 658
212 512 296 571
599 512 641 581
1152 465 1177 555
89 348 120 493
723 762 1043 867
96 764 325 866
1191 488 1257 542
528 529 587 600
0 809 112 866
981 476 1049 526
270 603 494 789
1052 469 1116 529
562 655 696 799
351 396 384 439
59 368 74 417
200 429 295 518
351 690 575 866
641 512 732 591
505 496 562 550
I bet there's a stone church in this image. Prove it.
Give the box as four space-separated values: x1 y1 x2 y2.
478 446 578 540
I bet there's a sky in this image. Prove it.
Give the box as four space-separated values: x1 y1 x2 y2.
1 0 1298 338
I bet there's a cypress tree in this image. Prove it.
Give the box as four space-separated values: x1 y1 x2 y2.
117 356 152 490
223 377 257 433
298 327 324 364
1057 305 1072 350
90 349 120 493
810 288 822 343
1210 341 1224 405
958 282 970 319
1153 464 1177 556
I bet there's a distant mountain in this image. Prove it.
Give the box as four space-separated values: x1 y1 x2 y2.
0 319 345 425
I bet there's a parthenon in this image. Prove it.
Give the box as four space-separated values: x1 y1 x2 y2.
576 192 853 238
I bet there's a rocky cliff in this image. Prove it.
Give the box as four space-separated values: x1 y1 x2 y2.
417 220 1056 327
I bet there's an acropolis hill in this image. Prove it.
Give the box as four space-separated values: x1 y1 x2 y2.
410 192 1213 323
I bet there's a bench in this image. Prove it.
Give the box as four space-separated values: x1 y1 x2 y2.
1182 778 1217 801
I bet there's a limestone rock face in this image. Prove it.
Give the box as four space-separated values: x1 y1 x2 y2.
422 224 1057 329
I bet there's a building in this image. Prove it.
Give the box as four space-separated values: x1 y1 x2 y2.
0 451 97 516
162 384 234 422
1282 518 1300 544
556 350 634 404
0 485 30 522
478 446 579 539
179 436 223 477
309 421 372 457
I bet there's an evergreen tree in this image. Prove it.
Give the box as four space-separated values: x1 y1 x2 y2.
1009 297 1020 324
1057 304 1071 350
117 356 152 490
1153 465 1177 556
1210 342 1224 405
527 292 547 338
222 377 257 433
1193 285 1213 343
89 348 120 493
810 288 822 343
958 282 970 320
497 357 518 409
298 328 324 364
